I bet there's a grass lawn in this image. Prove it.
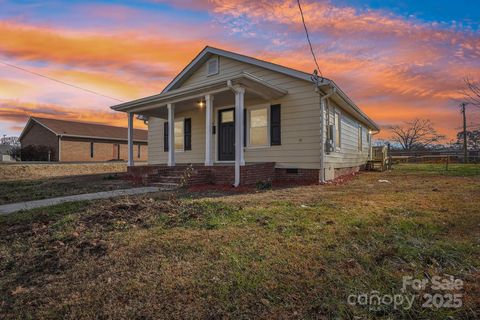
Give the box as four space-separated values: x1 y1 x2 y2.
395 163 480 176
0 164 479 319
0 173 134 205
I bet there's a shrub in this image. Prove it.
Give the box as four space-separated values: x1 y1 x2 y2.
20 145 56 161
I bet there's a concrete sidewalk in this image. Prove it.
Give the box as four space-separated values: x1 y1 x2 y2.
0 187 160 215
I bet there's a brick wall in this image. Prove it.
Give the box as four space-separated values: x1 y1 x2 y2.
128 164 363 186
60 138 148 162
274 168 319 184
20 122 59 161
127 163 275 186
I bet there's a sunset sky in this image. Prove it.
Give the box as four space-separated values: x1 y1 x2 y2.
1 0 479 141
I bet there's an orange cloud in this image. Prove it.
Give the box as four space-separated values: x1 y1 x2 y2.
0 21 209 71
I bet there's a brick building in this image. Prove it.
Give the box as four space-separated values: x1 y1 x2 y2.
19 117 148 162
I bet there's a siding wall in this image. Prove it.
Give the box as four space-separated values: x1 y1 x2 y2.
323 99 369 179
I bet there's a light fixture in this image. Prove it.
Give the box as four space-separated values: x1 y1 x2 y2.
197 99 205 108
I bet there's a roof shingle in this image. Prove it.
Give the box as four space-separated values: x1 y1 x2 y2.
31 117 147 141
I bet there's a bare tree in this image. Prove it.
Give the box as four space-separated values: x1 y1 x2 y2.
390 119 445 150
462 77 480 107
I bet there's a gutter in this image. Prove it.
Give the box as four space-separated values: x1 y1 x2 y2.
318 85 336 183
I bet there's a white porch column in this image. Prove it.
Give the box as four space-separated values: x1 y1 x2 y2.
167 103 175 166
234 87 245 187
127 112 134 167
204 94 213 166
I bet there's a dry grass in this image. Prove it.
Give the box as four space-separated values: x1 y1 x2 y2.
0 165 479 319
0 162 128 181
0 173 134 205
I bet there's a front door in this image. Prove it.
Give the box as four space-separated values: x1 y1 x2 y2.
218 108 235 161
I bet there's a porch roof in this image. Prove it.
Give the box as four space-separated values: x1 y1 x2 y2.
111 72 287 114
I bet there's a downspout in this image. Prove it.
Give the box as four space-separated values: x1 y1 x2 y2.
318 86 336 183
58 135 62 162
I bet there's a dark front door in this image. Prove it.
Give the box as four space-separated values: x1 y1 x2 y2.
218 108 235 161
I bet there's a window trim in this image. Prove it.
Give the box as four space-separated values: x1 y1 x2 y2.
246 104 270 149
206 57 219 76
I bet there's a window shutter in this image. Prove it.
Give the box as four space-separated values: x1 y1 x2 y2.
243 109 247 147
184 118 192 150
270 104 281 145
164 121 169 152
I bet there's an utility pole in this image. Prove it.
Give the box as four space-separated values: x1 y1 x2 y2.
460 102 468 163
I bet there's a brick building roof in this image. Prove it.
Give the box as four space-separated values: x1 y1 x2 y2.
20 117 148 142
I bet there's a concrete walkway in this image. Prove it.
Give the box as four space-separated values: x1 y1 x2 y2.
0 187 160 215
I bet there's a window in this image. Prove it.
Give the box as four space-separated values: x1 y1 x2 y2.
90 142 94 158
358 125 362 151
248 107 268 147
137 144 141 158
334 112 341 149
207 57 219 76
221 110 234 123
174 119 184 151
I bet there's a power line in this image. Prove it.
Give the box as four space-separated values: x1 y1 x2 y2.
296 0 322 78
0 60 124 102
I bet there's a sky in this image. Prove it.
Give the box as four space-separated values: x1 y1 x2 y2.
0 0 479 141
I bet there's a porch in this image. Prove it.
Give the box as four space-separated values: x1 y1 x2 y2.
119 72 288 186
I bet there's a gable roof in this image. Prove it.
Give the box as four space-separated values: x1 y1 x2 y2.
19 117 148 142
162 46 321 93
111 46 379 131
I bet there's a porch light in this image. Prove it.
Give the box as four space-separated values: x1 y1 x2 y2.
197 100 205 108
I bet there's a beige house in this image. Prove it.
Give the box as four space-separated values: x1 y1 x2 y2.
112 46 379 186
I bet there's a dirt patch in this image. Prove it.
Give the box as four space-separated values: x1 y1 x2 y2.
0 162 128 181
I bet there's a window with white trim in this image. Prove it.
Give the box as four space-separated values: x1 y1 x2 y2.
334 112 341 149
174 120 184 151
248 107 269 147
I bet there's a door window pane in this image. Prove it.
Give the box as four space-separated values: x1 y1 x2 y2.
221 110 234 123
249 108 268 147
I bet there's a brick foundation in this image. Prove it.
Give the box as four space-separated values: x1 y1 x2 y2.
127 162 275 186
128 163 363 186
273 168 319 184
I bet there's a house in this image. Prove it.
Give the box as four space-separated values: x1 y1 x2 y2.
111 46 379 186
19 117 148 162
0 144 15 162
